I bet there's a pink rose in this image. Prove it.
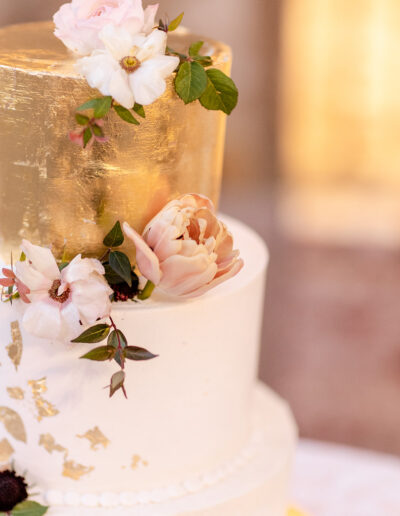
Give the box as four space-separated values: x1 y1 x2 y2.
54 0 159 56
123 194 244 298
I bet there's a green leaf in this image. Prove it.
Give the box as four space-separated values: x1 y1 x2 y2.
75 113 89 126
12 500 48 516
189 41 204 57
114 105 140 125
199 69 239 115
93 96 113 118
175 61 208 104
167 46 187 61
92 124 104 137
110 370 125 397
72 324 110 344
20 251 26 262
168 12 184 32
124 346 158 361
133 103 146 118
108 330 128 349
193 55 213 67
108 330 128 367
104 263 125 285
83 127 92 148
109 251 132 287
103 221 124 248
77 98 102 111
76 96 112 117
80 345 115 361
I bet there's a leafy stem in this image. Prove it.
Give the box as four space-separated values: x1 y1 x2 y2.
109 316 124 370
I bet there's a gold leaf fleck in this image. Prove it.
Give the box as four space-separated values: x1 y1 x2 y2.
7 387 25 400
131 454 148 470
39 433 67 457
77 426 110 451
62 460 93 480
0 407 27 442
28 378 59 421
0 438 14 463
7 321 23 370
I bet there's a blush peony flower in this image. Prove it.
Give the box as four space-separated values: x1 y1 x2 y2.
76 25 179 108
54 0 159 56
123 194 244 298
14 241 113 341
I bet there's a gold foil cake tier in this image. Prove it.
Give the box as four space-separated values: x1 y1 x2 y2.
0 22 231 260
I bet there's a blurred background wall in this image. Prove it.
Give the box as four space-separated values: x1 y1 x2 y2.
1 0 399 455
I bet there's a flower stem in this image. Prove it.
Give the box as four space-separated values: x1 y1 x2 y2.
100 248 111 262
138 280 155 300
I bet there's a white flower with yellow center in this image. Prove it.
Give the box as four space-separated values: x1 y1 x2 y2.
76 25 180 108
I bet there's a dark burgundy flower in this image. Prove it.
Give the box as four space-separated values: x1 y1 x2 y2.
0 470 28 511
111 274 139 302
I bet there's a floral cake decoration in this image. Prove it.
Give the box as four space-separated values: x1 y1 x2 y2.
0 468 48 515
1 195 243 399
53 0 239 148
1 1 243 400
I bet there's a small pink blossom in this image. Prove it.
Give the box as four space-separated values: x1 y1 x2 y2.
0 268 31 303
69 119 109 148
123 194 244 298
14 241 113 341
54 0 159 56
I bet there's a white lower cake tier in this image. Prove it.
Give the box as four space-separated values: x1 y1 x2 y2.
0 216 296 513
43 382 297 515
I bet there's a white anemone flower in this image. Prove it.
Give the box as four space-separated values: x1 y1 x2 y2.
76 25 180 108
15 240 113 341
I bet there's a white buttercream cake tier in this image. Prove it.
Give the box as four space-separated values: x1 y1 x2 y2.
0 217 297 514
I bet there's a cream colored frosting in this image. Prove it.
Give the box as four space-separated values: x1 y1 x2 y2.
0 218 273 495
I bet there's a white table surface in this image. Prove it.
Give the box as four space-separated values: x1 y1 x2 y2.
292 440 400 516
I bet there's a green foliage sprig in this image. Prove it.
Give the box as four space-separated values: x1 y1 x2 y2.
171 41 238 114
70 220 158 399
68 12 238 148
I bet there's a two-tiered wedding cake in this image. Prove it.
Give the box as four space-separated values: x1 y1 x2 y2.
0 2 297 515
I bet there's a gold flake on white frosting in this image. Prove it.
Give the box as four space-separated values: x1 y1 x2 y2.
6 321 23 370
28 377 59 421
0 438 14 463
77 426 110 451
39 433 67 457
7 387 24 400
0 407 27 442
62 460 94 480
131 454 148 470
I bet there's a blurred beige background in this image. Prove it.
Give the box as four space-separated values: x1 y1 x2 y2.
1 0 400 456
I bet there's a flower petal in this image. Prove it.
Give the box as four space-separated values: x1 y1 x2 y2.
128 65 166 106
61 255 105 284
22 300 62 340
99 24 133 60
136 29 168 61
159 253 216 290
109 68 135 109
159 254 218 296
20 240 60 280
60 300 85 340
70 277 112 324
123 222 162 285
76 51 118 92
15 261 53 293
142 4 159 34
183 259 244 299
